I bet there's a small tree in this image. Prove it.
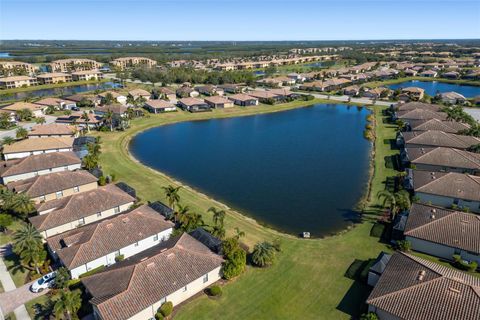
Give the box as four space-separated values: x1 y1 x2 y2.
397 240 412 252
360 312 379 320
222 237 246 280
159 301 173 317
251 242 276 267
16 127 28 139
54 267 71 289
35 117 46 125
0 213 13 232
53 289 82 320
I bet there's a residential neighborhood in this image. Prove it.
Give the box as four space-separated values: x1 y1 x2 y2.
0 26 480 320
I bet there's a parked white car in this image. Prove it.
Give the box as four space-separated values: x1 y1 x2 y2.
30 271 56 293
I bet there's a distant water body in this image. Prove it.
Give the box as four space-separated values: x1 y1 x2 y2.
388 80 480 97
130 104 372 237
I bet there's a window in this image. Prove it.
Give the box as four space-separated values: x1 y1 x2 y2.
134 242 139 247
115 250 121 257
153 234 159 241
182 286 187 292
39 195 46 202
55 191 63 199
114 206 120 214
73 186 80 193
77 218 85 226
203 274 208 283
64 166 69 171
96 212 102 218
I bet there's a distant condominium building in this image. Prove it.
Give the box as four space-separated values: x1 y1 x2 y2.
49 59 102 73
36 72 72 84
0 61 39 76
110 57 157 70
71 69 103 81
0 75 38 89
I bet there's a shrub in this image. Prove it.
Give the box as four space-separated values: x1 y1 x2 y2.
208 285 222 297
115 254 124 262
98 176 107 186
370 223 385 238
453 255 478 272
397 240 411 252
79 265 105 278
155 311 164 320
360 312 379 320
159 301 173 317
251 241 276 267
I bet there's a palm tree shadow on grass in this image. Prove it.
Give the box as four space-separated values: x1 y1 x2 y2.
4 252 28 278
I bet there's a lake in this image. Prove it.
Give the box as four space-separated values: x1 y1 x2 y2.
0 82 122 102
130 104 372 237
388 80 480 97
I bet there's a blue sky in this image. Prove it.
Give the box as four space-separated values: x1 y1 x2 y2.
1 0 479 40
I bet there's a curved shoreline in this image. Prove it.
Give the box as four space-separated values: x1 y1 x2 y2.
117 101 375 239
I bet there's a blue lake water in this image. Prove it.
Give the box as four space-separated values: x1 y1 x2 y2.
388 80 480 97
130 104 372 236
0 82 122 102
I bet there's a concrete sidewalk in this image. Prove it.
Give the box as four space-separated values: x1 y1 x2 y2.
0 248 32 320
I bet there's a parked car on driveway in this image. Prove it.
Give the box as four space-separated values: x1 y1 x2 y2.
30 271 56 293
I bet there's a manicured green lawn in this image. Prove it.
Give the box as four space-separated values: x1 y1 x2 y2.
25 295 51 320
95 101 398 319
3 252 29 287
0 218 26 246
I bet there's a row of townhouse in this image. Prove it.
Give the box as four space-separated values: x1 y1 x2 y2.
213 54 337 71
0 70 104 89
1 122 225 320
365 100 480 319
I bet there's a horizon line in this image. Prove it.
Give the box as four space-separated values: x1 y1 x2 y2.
1 38 480 42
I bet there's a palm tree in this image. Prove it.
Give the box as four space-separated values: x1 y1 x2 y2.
104 110 114 131
211 224 226 239
87 142 101 158
16 127 28 140
54 289 82 320
234 227 245 239
126 94 136 106
162 185 181 211
20 245 46 274
180 212 204 232
208 207 225 228
251 242 276 267
377 190 411 220
13 224 42 254
10 193 35 217
1 136 16 146
175 203 189 224
81 111 91 133
0 187 16 209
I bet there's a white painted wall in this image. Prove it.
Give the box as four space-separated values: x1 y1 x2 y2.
69 228 173 279
408 236 480 264
2 163 81 184
416 192 480 213
41 202 134 238
126 266 222 320
4 147 72 160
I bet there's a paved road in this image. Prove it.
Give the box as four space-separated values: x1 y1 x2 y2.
0 115 57 140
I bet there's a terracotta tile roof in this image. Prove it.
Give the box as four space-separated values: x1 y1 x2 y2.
396 102 442 112
29 184 135 232
397 109 447 121
3 137 74 154
267 88 293 96
47 204 174 269
0 76 35 82
0 152 81 178
98 91 124 98
144 100 175 109
248 91 278 99
367 252 480 320
178 97 205 106
228 94 257 102
413 170 480 202
403 131 480 149
204 96 231 104
128 89 150 97
7 170 97 198
34 98 75 107
71 70 101 75
402 87 426 93
82 233 223 320
2 102 44 112
408 119 470 133
28 124 77 136
95 104 128 115
404 203 480 254
158 87 175 95
408 147 480 170
36 72 70 78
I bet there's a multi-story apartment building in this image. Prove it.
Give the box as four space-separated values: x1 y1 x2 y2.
110 57 157 70
49 59 102 72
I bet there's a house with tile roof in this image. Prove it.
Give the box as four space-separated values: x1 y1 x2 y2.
177 97 210 112
227 94 259 106
29 184 136 238
82 233 223 320
402 203 480 264
47 204 174 279
398 130 480 149
143 100 177 113
7 170 98 204
28 124 78 138
0 152 82 184
402 147 480 174
367 252 480 320
408 170 480 213
2 137 75 160
407 119 470 134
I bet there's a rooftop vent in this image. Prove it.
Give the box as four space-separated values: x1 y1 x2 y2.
122 217 129 223
417 270 426 281
448 287 461 294
106 223 113 228
146 262 155 268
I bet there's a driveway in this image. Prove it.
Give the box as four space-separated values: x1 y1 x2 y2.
0 280 49 314
0 115 57 140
